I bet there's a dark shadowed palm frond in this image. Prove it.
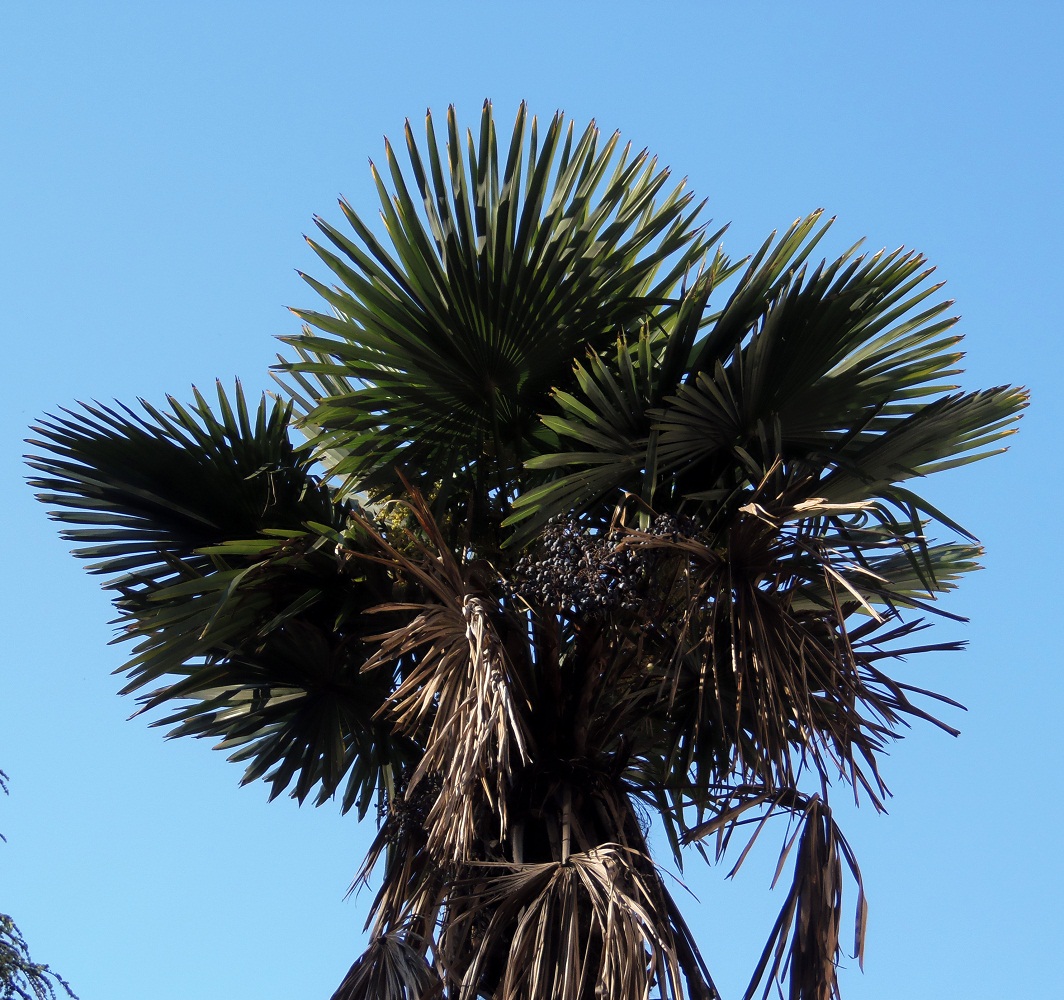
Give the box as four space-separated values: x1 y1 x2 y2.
30 104 1027 1000
27 383 411 817
509 224 1022 542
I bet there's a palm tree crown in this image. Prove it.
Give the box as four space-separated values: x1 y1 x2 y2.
28 101 1026 1000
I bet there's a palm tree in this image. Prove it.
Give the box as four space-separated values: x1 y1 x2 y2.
27 101 1026 1000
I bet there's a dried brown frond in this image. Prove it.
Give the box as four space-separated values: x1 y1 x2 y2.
614 492 959 810
742 796 865 1000
354 779 448 941
330 931 442 1000
440 847 696 1000
354 489 533 863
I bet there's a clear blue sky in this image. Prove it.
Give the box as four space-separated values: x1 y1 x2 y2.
2 3 1060 997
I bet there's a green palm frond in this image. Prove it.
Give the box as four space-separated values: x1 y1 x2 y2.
513 221 1026 546
27 383 407 816
653 245 963 468
27 383 337 583
509 330 660 540
277 100 716 540
816 387 1026 504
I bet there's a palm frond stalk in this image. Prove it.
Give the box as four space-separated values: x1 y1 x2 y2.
29 101 1026 1000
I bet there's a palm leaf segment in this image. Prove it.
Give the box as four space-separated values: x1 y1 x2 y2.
279 100 713 542
29 103 1029 1000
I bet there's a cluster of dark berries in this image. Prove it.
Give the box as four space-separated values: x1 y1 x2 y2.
514 513 700 616
644 512 701 542
380 767 443 838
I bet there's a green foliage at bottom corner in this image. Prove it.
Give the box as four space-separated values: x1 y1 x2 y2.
0 914 76 1000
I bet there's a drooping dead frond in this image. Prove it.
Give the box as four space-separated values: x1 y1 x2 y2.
354 491 533 863
353 780 448 943
679 783 805 877
330 931 442 1000
612 489 963 810
370 596 532 862
743 796 866 1000
441 847 700 1000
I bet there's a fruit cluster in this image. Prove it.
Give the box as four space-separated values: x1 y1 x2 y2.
513 513 700 616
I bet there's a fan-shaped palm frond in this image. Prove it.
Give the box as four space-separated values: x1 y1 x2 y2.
27 383 336 581
27 383 408 816
509 219 1024 544
277 100 717 546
